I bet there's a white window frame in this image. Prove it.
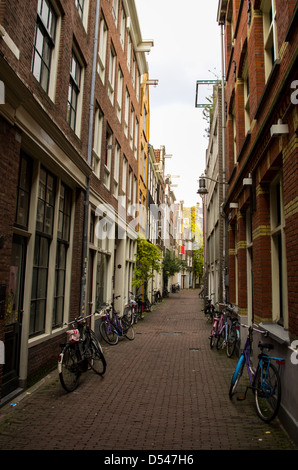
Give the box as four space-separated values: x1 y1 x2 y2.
93 106 103 178
262 0 278 81
98 16 108 84
113 142 120 197
117 66 123 122
108 44 117 105
270 175 288 327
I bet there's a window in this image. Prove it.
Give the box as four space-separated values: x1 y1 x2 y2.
120 5 126 49
108 45 117 105
67 50 82 132
93 106 103 178
242 56 250 135
76 0 89 29
128 167 133 211
134 119 139 160
117 67 123 122
270 176 288 326
30 235 50 336
124 89 130 138
30 166 56 337
76 0 84 19
143 106 147 136
127 34 132 72
53 183 72 328
130 105 134 149
15 153 33 230
36 166 56 235
114 142 120 197
104 127 113 189
262 0 278 81
32 0 57 93
136 68 140 102
112 0 119 25
98 17 108 84
122 156 127 207
246 209 253 323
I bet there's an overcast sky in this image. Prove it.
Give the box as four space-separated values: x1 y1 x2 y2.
135 0 222 207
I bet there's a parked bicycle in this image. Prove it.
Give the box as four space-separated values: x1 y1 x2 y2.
209 310 221 349
99 300 135 345
136 293 152 318
215 303 240 357
202 294 215 323
128 291 138 324
153 288 162 304
58 312 106 393
229 324 285 422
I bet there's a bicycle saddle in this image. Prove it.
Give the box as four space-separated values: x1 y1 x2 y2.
258 341 274 350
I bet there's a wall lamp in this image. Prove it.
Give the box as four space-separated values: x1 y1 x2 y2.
196 174 227 195
270 119 289 137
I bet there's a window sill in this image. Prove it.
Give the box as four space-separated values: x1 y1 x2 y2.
259 322 290 345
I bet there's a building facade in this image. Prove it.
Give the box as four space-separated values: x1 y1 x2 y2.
217 0 298 441
0 0 152 401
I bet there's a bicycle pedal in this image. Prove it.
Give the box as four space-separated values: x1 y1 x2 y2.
237 396 245 401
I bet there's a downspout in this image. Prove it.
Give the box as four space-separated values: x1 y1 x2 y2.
80 0 101 316
221 23 227 303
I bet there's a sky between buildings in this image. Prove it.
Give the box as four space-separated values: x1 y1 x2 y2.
135 0 222 207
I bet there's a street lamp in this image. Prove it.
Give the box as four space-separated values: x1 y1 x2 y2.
196 174 227 195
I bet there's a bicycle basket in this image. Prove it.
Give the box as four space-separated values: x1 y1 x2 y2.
66 329 80 343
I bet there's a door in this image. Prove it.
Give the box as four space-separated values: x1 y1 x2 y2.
2 235 26 398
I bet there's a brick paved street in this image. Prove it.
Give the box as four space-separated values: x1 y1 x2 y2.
0 289 297 453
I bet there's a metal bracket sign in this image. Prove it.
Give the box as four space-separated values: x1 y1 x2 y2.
195 80 220 108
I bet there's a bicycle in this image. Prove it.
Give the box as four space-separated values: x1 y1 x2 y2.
202 294 215 323
136 293 152 319
229 324 285 422
153 288 162 304
215 303 240 357
58 312 106 393
99 301 135 345
209 310 221 348
128 291 138 324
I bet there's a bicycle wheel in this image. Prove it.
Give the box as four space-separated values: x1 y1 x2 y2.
227 325 238 357
125 306 133 325
229 353 245 398
216 327 225 350
58 343 80 392
100 320 119 345
122 316 135 340
210 321 218 349
132 306 138 324
88 339 106 375
254 362 281 422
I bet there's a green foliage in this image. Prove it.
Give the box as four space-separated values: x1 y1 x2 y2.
192 247 204 285
132 237 163 289
163 251 187 283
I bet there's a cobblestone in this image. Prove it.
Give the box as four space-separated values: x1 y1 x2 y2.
0 289 297 452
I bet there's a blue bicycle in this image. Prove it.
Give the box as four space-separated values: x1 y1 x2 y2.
229 324 285 422
99 299 135 345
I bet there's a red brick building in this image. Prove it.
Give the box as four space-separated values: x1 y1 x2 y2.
218 0 297 440
0 0 151 402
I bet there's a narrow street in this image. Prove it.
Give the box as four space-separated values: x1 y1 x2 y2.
0 290 296 453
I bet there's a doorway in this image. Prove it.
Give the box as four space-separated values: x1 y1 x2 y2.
2 235 26 398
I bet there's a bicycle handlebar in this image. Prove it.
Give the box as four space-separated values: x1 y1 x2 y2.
240 323 269 336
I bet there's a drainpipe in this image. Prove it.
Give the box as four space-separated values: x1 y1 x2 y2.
220 23 227 303
80 0 101 316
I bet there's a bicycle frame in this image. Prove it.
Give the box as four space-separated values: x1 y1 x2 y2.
103 309 123 336
234 326 284 397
